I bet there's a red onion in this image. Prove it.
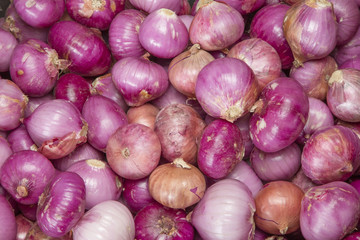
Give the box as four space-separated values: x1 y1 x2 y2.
37 171 86 238
296 97 334 145
249 77 309 152
139 8 189 59
0 150 55 205
228 38 282 90
0 28 17 72
127 103 159 130
134 202 194 239
154 103 206 164
289 56 338 100
91 73 129 112
129 0 181 13
66 159 123 210
54 73 91 112
23 99 88 159
220 0 265 15
283 0 338 67
111 55 169 106
191 178 255 240
350 178 360 194
66 0 124 30
334 25 360 66
9 39 68 97
195 57 259 122
17 203 37 221
226 161 264 198
343 232 360 240
7 124 37 152
250 3 293 69
179 0 191 15
264 0 283 5
16 214 33 240
234 114 254 158
336 120 360 142
300 181 360 240
178 14 193 31
0 136 12 169
0 79 28 131
189 0 244 51
340 57 360 70
151 84 188 109
72 200 135 240
48 20 111 77
24 94 53 118
13 0 64 28
327 69 360 122
0 194 16 240
291 168 317 193
198 119 244 179
108 9 146 60
25 222 72 240
82 95 128 152
301 125 360 184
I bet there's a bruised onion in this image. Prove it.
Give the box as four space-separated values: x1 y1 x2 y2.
127 103 159 130
16 214 33 240
24 94 53 118
7 124 37 152
291 168 317 192
17 203 37 221
178 14 193 31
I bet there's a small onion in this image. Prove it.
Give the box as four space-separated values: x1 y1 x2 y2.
24 94 53 118
129 0 181 13
0 136 12 169
333 26 360 66
126 103 159 130
179 0 191 15
178 14 193 31
0 28 17 72
16 214 33 240
220 0 266 15
0 194 17 240
7 124 37 152
300 181 360 240
291 168 317 194
17 203 37 221
339 57 360 70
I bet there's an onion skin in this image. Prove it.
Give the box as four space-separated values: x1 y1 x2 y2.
7 125 37 152
291 168 317 193
254 181 304 235
301 125 360 184
220 0 266 15
151 84 188 109
0 195 17 240
16 214 33 240
339 57 360 71
129 0 181 13
333 26 360 66
0 136 12 169
24 94 53 118
127 103 159 130
300 181 360 240
0 28 17 72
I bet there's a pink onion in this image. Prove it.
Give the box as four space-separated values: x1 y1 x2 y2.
24 94 53 118
7 124 37 152
234 114 254 159
0 28 17 72
291 168 317 192
339 57 360 70
129 0 181 13
189 0 244 51
178 14 193 31
228 38 282 90
283 0 338 67
25 222 72 239
300 181 360 240
24 99 88 159
126 103 159 130
343 232 360 240
0 136 12 169
16 214 33 240
139 8 189 59
220 0 265 15
17 203 37 221
249 77 309 152
195 57 259 122
301 125 360 184
48 20 111 76
151 84 188 109
82 95 128 152
0 194 16 240
333 26 360 66
191 178 255 240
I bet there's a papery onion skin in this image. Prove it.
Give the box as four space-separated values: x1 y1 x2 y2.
0 194 16 240
24 94 53 118
127 103 159 130
151 84 188 109
0 28 17 72
333 26 360 66
7 124 37 152
249 77 309 153
300 181 360 240
195 57 259 123
301 125 360 184
254 181 304 235
191 178 255 240
16 214 33 240
189 0 244 51
129 0 181 13
0 136 12 169
339 57 360 71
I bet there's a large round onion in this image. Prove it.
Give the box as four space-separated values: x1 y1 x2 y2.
0 136 12 169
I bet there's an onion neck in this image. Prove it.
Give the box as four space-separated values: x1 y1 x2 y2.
172 158 191 169
305 0 332 8
328 70 343 86
250 99 264 114
196 0 213 11
121 147 131 158
157 216 177 236
16 185 28 198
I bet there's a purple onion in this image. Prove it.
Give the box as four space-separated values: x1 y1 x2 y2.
139 8 189 59
300 181 360 240
0 136 12 169
129 0 181 13
0 28 17 72
48 20 111 77
24 94 54 118
350 178 360 194
249 77 309 153
343 232 360 240
234 114 254 159
220 0 265 15
17 203 37 221
339 57 360 70
0 150 56 205
134 202 194 240
291 168 317 194
37 171 86 238
25 222 72 240
334 26 360 66
111 56 169 106
151 84 188 109
178 14 193 31
16 214 34 240
0 194 16 240
82 95 128 152
7 124 37 152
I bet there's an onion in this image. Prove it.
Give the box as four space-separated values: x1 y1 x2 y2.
139 8 188 59
191 178 255 240
339 57 360 70
0 194 16 240
151 84 188 109
0 136 12 169
300 181 360 240
0 150 55 205
334 25 360 66
343 232 360 240
54 73 91 112
129 0 181 13
108 9 146 60
17 203 37 221
154 103 206 164
13 0 64 28
111 55 169 106
291 168 317 194
66 0 124 30
250 3 293 69
289 56 338 100
195 57 259 123
72 200 135 240
198 119 244 179
189 0 244 51
0 28 17 73
249 77 309 152
0 79 28 131
7 125 37 152
48 20 111 77
250 143 302 182
168 44 215 98
24 94 53 118
23 99 88 159
327 69 360 122
16 214 33 240
149 158 206 209
234 114 254 159
126 103 159 130
350 178 360 194
336 120 360 140
179 0 191 15
25 222 72 239
301 125 360 184
228 38 282 90
36 171 86 238
220 0 265 15
178 14 193 31
283 0 338 67
255 181 304 235
134 202 194 239
81 95 128 152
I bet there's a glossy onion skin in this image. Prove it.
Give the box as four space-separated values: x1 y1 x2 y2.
334 26 360 66
0 195 17 240
249 77 309 153
0 28 17 72
7 125 37 153
0 136 12 169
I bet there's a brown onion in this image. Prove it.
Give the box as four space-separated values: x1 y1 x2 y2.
127 103 159 130
254 181 304 235
148 158 206 209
